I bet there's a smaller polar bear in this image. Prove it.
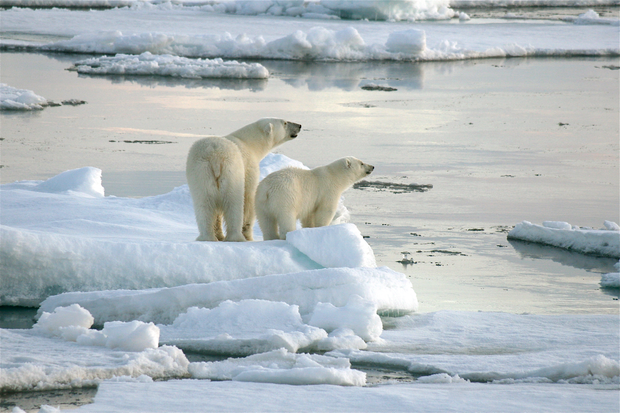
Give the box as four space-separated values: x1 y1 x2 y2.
186 118 301 242
256 157 374 240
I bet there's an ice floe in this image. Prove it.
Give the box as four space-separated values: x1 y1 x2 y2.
507 220 620 258
0 83 49 111
0 154 364 306
71 52 270 79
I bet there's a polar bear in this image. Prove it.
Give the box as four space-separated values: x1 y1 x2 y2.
186 118 302 242
256 157 374 241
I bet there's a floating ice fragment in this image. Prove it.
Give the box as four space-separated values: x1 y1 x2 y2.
0 83 48 110
508 220 620 258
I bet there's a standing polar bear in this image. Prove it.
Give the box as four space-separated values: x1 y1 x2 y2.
186 118 302 242
256 157 374 240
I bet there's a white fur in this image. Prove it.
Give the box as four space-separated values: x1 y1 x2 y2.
186 118 301 242
256 157 374 241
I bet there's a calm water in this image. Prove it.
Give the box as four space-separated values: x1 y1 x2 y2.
1 51 618 319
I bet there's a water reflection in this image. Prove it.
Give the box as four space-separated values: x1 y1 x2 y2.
37 50 427 92
262 60 424 91
509 239 618 274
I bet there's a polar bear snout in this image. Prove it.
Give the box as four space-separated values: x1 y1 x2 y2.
366 164 375 175
288 122 302 138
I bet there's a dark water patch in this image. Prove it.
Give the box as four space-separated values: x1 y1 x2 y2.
110 140 176 145
0 387 97 413
361 84 397 92
0 306 38 329
353 180 433 194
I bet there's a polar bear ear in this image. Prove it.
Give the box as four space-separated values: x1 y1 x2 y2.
345 158 352 168
263 122 274 136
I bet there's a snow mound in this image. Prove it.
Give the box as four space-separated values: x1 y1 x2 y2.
72 52 269 79
0 83 48 110
508 220 620 258
35 167 104 197
189 348 366 386
286 224 376 268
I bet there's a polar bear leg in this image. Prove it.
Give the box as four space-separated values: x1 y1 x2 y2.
313 207 337 227
194 201 219 242
214 214 225 241
258 210 279 241
276 214 297 240
222 179 246 242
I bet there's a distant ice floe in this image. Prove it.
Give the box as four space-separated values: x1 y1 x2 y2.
71 52 270 79
0 83 48 110
508 220 620 258
600 261 620 288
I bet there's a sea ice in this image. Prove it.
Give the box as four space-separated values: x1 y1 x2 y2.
38 266 418 325
72 52 270 79
0 83 48 110
189 348 366 386
508 220 620 258
0 154 363 306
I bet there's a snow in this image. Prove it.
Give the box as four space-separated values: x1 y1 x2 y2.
507 220 620 258
71 52 269 78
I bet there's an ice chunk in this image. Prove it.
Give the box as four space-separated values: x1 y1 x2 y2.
189 348 366 386
286 223 376 268
33 304 94 337
159 300 327 356
308 295 382 341
102 320 160 352
0 83 48 110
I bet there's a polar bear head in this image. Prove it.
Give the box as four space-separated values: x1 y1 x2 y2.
259 118 302 148
332 156 374 183
229 118 302 153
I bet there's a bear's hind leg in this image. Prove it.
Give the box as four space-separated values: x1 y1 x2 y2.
222 185 246 243
195 203 219 242
214 214 225 241
258 211 279 241
276 214 297 240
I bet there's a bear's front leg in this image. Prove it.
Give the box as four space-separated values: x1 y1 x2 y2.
313 207 337 228
242 170 258 241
